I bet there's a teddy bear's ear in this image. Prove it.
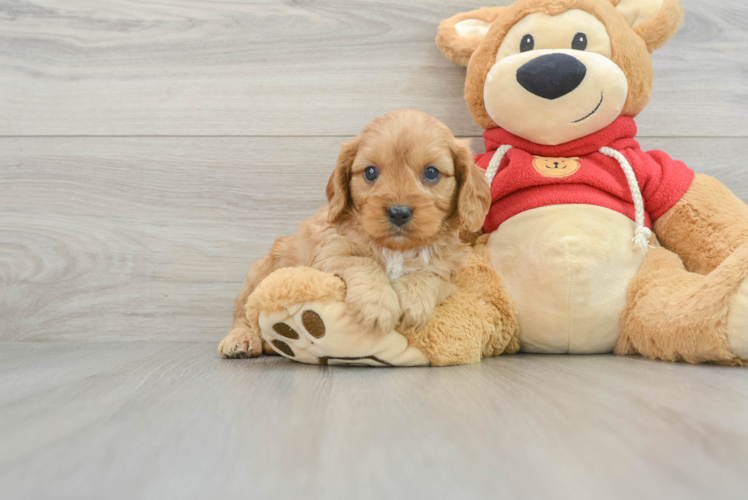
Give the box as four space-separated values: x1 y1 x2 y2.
436 7 508 66
613 0 684 52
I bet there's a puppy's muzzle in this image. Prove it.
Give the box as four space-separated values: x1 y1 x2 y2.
517 53 587 100
387 205 413 227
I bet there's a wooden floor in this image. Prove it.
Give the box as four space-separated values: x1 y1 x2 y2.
1 1 748 498
1 343 747 499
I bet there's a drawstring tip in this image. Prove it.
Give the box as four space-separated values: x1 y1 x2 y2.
633 227 653 252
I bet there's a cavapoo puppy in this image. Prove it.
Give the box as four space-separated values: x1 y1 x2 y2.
219 109 491 358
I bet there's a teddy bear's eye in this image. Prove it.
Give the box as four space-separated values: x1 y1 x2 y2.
572 32 588 51
520 34 535 53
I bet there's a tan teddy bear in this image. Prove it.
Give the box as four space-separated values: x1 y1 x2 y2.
436 0 748 364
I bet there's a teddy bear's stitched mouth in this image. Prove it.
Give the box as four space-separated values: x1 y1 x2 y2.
572 93 604 123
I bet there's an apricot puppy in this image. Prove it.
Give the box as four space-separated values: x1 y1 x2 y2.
219 109 491 358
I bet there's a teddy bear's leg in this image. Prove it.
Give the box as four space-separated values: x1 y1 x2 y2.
404 244 520 366
246 267 430 366
641 173 748 363
654 174 748 275
617 242 748 365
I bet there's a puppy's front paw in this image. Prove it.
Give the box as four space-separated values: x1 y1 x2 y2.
393 283 436 332
218 327 264 358
399 302 435 332
345 279 401 334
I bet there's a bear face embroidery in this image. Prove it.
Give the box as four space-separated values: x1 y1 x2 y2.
532 156 581 178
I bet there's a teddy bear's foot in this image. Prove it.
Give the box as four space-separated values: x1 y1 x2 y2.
618 242 748 365
247 267 429 367
258 303 429 366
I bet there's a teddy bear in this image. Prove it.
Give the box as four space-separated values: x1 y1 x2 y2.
223 0 748 366
434 0 748 364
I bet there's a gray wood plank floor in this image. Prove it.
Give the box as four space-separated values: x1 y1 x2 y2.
2 1 748 498
1 343 747 500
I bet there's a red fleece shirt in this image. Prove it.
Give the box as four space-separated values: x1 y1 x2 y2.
475 117 695 234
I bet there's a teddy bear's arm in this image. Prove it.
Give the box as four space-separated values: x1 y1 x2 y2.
654 174 748 275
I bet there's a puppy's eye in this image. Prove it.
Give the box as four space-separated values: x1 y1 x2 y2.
423 166 441 183
364 166 379 183
572 32 587 51
520 34 535 52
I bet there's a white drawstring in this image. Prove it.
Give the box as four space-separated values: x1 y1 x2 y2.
599 147 652 251
485 145 512 186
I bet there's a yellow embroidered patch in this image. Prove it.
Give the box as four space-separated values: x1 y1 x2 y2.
532 156 581 178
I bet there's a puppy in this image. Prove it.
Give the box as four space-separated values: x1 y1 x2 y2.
219 109 491 358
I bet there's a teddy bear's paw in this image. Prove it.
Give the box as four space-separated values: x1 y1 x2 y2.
257 301 429 367
218 327 264 359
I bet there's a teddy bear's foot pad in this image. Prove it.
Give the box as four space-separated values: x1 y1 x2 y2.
258 302 429 367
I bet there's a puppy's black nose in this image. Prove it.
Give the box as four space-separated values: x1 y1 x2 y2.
516 53 587 100
387 205 413 227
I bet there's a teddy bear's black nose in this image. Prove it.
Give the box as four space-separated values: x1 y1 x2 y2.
517 53 587 100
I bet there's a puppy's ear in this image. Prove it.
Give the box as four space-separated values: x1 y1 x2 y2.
613 0 684 52
436 7 507 66
326 137 359 224
453 139 491 233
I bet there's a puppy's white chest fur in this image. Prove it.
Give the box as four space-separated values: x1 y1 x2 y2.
379 245 436 281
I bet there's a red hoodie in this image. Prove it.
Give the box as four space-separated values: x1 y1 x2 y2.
475 117 695 234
